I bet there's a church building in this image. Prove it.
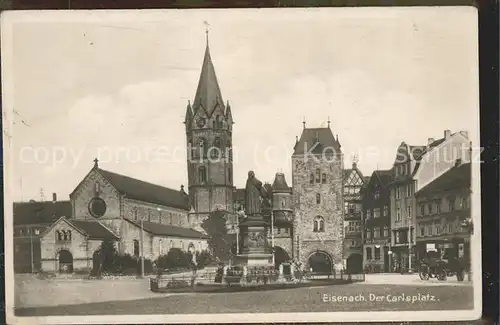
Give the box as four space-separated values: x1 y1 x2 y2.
37 160 208 273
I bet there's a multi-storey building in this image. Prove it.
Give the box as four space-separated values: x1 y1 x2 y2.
415 162 471 265
389 130 471 272
342 161 366 273
292 127 344 273
361 170 392 273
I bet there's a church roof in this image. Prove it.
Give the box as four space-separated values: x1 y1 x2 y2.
70 220 120 240
40 217 119 241
124 218 208 239
272 173 291 193
192 41 225 117
13 200 72 226
98 168 190 211
293 127 341 155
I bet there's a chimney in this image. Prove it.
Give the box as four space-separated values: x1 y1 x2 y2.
52 193 57 202
444 129 451 140
427 138 435 145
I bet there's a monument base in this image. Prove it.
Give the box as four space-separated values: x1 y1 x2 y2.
236 253 274 267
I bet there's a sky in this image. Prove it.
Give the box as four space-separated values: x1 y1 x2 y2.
2 7 479 202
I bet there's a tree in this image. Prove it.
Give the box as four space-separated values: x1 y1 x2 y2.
201 210 236 262
91 239 118 275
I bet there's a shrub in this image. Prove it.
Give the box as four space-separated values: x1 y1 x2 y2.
155 248 190 270
167 280 190 288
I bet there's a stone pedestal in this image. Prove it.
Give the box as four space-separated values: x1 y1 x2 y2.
236 215 273 267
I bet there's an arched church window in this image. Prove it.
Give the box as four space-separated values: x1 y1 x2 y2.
322 173 327 184
313 216 325 232
316 169 321 183
316 193 321 204
133 240 140 257
56 230 62 241
211 138 222 159
310 173 314 184
199 166 207 183
67 231 72 241
198 138 207 157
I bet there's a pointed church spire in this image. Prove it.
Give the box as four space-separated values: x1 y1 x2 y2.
192 25 225 117
184 100 193 125
225 100 234 124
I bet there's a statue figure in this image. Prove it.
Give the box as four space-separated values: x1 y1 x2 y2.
245 171 268 216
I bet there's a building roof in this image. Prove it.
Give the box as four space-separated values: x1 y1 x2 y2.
293 127 340 155
233 188 245 203
374 169 393 187
412 137 447 174
343 169 353 182
98 168 190 211
124 218 208 239
70 220 119 240
272 173 291 193
13 200 72 226
416 163 471 197
192 41 225 118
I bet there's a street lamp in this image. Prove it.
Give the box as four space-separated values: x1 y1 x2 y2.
388 250 393 273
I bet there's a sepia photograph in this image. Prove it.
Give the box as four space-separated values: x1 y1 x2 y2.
2 7 481 323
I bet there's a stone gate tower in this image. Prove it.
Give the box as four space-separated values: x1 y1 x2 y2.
185 37 235 232
291 125 344 271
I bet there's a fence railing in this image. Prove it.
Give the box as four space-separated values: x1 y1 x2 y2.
151 270 365 289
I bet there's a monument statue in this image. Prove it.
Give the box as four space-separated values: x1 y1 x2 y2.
245 170 268 217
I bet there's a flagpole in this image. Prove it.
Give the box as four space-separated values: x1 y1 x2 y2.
140 219 145 277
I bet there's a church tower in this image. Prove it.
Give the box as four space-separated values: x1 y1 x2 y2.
185 34 234 232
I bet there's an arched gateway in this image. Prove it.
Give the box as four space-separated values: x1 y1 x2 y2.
307 250 333 274
274 246 290 269
57 249 73 273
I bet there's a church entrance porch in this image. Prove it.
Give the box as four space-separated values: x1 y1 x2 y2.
307 251 333 275
57 250 73 273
